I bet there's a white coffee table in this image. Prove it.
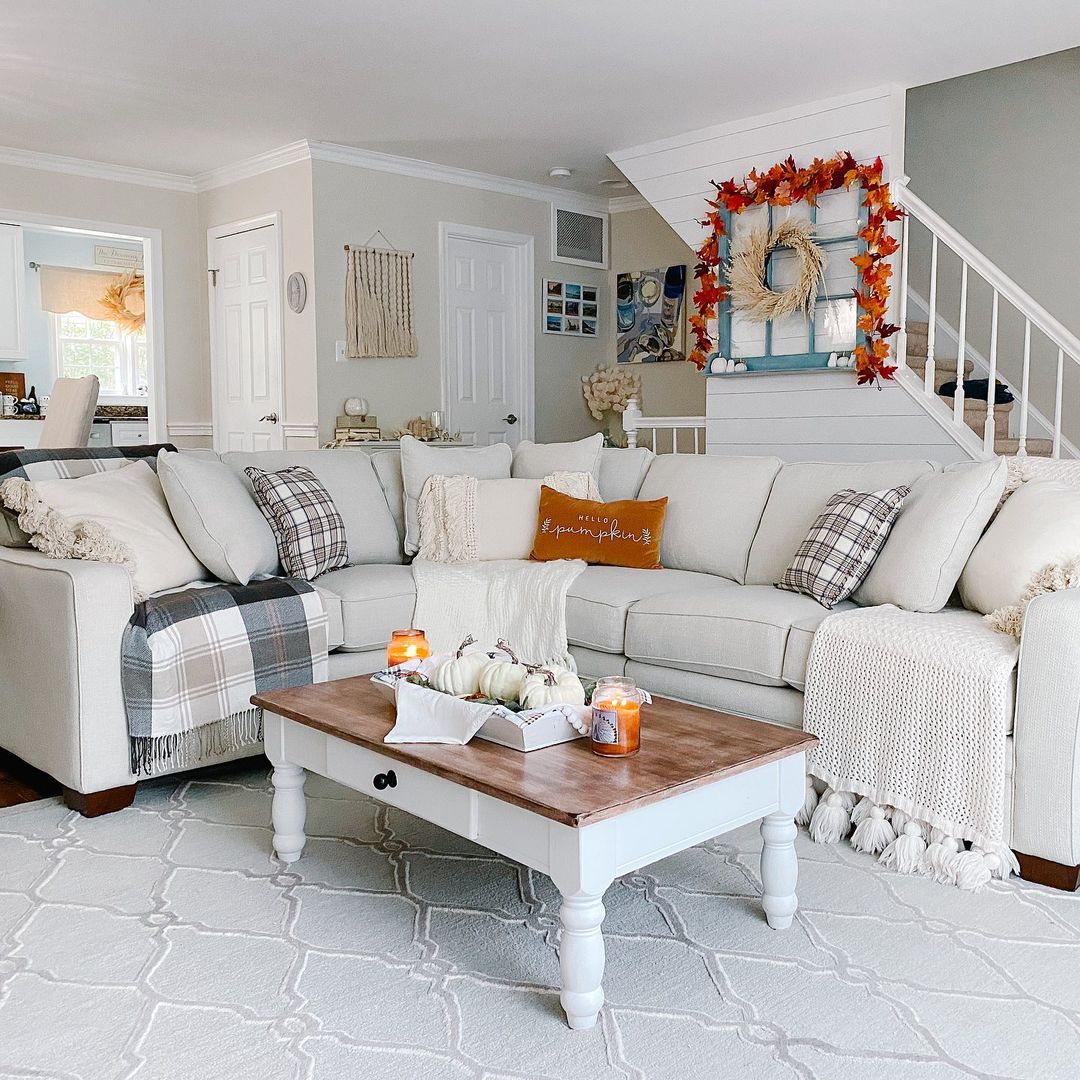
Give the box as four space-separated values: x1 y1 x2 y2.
254 677 815 1030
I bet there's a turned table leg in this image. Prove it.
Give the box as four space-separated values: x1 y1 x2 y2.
271 764 307 863
557 890 607 1030
760 810 798 929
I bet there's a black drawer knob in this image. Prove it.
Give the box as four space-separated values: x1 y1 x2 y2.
373 770 398 791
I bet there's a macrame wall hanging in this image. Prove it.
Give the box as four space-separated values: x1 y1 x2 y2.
344 240 418 358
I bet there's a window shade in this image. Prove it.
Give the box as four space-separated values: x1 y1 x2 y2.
38 265 119 320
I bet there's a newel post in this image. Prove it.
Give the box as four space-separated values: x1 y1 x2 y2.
623 398 641 448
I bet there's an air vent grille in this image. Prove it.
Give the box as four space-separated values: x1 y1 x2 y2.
552 206 608 268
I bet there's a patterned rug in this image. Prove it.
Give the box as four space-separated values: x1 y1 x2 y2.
1 761 1079 1080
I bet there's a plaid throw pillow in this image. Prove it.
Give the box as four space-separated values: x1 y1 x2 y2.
777 486 909 608
245 465 348 581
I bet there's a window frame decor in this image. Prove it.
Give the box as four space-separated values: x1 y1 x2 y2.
50 311 148 402
688 152 902 386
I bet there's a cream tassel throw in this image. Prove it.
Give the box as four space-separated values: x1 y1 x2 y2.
345 246 418 358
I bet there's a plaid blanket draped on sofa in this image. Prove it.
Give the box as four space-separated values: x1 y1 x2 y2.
121 577 328 776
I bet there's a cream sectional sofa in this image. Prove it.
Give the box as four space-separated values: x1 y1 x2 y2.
0 444 1076 888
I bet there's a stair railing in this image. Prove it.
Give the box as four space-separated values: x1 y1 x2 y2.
622 400 708 454
893 179 1080 457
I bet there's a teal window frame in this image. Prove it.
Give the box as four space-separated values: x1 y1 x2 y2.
718 197 867 372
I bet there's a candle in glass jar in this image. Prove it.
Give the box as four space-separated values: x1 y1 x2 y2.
386 628 430 668
590 676 641 757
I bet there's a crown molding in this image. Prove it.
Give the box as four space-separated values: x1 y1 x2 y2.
307 140 611 212
193 141 311 192
0 144 196 192
607 193 650 214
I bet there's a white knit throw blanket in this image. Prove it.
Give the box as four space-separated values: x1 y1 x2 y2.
411 557 586 668
804 606 1018 852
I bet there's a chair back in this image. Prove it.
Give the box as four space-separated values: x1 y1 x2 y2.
38 376 100 449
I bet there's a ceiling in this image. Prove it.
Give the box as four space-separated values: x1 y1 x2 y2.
2 2 1079 193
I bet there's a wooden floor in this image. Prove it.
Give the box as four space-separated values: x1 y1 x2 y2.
0 749 60 809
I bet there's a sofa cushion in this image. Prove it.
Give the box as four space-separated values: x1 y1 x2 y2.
781 601 858 690
855 458 1007 612
223 450 403 567
313 564 416 651
369 450 406 547
315 584 345 651
598 446 654 501
625 583 844 687
566 565 722 654
745 459 937 586
636 454 782 583
157 450 279 584
512 434 603 480
400 436 512 555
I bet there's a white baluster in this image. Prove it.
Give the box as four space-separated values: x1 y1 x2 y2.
897 212 910 371
1053 348 1064 459
925 234 939 396
670 427 678 454
1019 320 1031 457
954 262 968 426
984 290 999 454
694 427 702 455
623 398 641 449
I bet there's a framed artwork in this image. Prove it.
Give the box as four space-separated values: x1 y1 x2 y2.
543 279 599 337
615 265 686 364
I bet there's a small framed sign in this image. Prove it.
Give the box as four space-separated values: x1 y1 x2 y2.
543 279 599 337
94 244 143 271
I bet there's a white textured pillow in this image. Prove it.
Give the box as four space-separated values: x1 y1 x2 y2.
512 434 603 480
157 450 279 584
960 479 1080 615
3 460 206 598
855 458 1006 612
400 436 512 555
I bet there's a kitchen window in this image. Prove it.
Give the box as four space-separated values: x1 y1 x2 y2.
51 312 147 401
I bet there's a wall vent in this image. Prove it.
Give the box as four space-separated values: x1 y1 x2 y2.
551 205 609 269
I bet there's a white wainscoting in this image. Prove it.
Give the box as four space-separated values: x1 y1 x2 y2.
609 86 906 250
705 371 969 463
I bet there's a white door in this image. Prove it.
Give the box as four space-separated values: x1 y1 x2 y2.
441 226 533 446
210 222 283 452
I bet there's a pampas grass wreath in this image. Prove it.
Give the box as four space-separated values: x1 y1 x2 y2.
100 270 146 333
727 218 826 323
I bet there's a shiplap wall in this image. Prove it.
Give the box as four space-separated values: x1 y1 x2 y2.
608 86 975 463
705 372 968 463
609 85 906 251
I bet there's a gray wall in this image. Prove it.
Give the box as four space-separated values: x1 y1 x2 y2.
905 48 1080 445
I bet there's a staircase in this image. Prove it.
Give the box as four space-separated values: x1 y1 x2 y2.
893 181 1077 461
903 320 1053 458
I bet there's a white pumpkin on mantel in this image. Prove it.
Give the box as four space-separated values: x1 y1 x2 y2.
521 667 586 710
431 636 488 696
478 641 529 702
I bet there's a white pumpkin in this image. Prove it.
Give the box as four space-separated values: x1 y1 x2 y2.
431 636 488 696
521 667 587 709
478 641 529 702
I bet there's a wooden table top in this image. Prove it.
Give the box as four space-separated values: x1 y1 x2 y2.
253 677 816 828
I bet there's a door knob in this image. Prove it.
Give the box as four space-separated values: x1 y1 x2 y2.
259 413 279 424
502 413 518 425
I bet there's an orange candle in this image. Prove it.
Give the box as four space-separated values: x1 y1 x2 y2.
590 676 641 757
386 628 430 668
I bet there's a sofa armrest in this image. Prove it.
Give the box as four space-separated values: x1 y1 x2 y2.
0 547 135 793
1012 589 1080 864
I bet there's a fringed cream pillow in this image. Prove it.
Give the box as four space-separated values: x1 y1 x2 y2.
418 471 599 563
0 460 206 601
987 557 1080 640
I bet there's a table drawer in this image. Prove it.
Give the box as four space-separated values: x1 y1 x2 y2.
325 740 475 838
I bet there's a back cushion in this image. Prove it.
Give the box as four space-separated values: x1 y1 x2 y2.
370 450 406 546
598 446 655 501
745 459 938 586
222 449 402 565
636 454 782 582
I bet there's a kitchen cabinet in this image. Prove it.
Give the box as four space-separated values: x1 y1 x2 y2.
0 224 26 360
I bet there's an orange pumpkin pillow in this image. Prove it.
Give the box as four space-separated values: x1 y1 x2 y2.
531 486 667 569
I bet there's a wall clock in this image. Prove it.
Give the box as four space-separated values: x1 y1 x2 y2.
287 272 307 313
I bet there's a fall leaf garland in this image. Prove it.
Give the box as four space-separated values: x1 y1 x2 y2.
688 151 903 387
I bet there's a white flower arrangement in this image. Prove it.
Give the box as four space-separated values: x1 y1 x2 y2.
581 364 642 422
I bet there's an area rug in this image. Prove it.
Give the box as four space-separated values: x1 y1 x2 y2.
2 763 1079 1080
